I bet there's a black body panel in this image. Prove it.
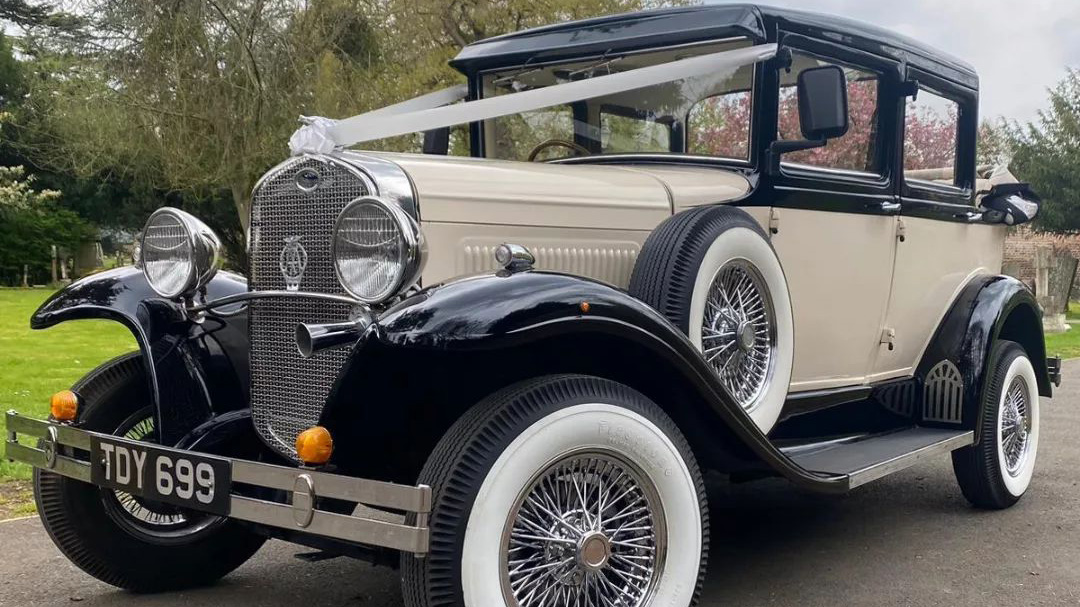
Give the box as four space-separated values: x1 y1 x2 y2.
31 266 251 445
321 270 850 493
917 275 1050 442
451 4 977 89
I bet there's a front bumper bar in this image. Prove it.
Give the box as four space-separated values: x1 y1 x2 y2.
4 411 431 555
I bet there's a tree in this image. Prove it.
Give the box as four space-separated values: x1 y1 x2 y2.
1008 69 1080 233
15 0 678 253
0 114 94 286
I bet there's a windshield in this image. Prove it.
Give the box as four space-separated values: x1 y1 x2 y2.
480 38 756 162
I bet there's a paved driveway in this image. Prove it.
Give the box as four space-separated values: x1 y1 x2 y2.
2 361 1079 606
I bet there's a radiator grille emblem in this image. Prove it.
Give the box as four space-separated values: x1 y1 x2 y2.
295 168 320 192
280 236 308 291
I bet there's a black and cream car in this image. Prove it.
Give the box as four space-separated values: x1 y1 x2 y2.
5 5 1059 606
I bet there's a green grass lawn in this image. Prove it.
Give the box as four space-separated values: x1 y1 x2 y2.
0 288 135 483
1067 301 1080 322
1045 328 1080 361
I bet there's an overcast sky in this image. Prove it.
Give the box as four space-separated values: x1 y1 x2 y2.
707 0 1080 123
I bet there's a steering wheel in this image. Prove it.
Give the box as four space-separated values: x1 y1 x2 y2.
527 139 591 162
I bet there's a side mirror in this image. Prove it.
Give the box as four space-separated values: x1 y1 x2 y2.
980 183 1041 226
797 66 849 140
768 64 850 174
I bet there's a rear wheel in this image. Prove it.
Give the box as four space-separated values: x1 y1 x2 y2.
34 353 265 592
952 341 1041 509
401 375 709 607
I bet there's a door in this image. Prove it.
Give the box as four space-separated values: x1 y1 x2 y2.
870 71 1007 382
764 37 903 393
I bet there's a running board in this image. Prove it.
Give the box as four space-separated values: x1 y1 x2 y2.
781 428 974 490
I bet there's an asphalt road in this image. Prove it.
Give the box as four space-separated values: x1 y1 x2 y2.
2 361 1079 607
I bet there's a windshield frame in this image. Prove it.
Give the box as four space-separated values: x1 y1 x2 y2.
469 37 762 169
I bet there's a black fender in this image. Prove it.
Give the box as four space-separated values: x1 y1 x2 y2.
31 266 251 445
322 270 849 493
917 274 1050 443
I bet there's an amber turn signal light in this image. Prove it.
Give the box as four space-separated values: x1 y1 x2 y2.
50 390 80 422
296 426 333 465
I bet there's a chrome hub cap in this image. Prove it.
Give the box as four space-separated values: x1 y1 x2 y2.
1001 376 1032 477
578 531 612 571
702 259 776 411
502 452 665 607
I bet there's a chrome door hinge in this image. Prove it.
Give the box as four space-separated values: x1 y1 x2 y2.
896 218 906 242
880 327 896 351
768 208 780 235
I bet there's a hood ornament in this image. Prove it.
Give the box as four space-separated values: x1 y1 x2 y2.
280 236 308 291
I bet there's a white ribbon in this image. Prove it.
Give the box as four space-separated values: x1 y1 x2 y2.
289 43 776 155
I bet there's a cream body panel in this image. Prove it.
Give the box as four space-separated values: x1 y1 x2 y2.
769 208 897 392
373 153 672 230
869 219 1007 382
619 165 751 210
422 222 650 287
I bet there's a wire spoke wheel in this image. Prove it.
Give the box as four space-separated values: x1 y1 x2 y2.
702 258 776 412
1000 376 1033 477
501 452 666 607
99 412 217 540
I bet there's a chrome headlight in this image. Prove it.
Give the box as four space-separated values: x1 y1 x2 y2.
332 197 425 304
140 208 222 299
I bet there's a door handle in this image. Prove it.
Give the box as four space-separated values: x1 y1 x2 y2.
867 200 902 214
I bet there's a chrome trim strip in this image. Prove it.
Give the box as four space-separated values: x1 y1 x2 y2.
5 411 432 555
189 290 363 314
232 459 430 514
5 441 92 481
846 430 973 489
336 151 420 220
230 495 429 553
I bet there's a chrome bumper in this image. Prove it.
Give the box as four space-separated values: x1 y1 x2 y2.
4 411 431 555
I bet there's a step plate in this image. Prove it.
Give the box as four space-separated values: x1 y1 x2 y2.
786 428 974 490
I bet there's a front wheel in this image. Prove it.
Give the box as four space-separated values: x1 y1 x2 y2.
402 375 709 607
34 354 265 592
952 340 1041 509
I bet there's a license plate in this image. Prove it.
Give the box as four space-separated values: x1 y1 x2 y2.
90 436 232 516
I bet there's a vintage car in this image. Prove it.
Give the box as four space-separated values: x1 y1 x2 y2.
4 4 1061 606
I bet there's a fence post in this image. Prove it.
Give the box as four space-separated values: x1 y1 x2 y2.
51 245 58 284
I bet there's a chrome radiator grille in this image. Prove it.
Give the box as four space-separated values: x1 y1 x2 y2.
249 156 371 458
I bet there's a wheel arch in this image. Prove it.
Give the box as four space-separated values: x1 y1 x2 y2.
997 301 1050 397
321 270 848 493
30 265 252 444
918 274 1051 444
323 330 759 485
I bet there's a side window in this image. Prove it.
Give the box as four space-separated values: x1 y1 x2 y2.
601 110 670 154
903 89 959 185
687 90 752 160
777 52 880 173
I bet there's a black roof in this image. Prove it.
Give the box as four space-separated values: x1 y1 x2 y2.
451 4 978 89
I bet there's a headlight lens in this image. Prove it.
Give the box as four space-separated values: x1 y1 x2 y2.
140 208 222 299
333 197 425 304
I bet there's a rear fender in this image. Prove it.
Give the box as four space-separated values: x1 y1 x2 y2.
323 270 850 493
31 266 251 444
917 275 1050 443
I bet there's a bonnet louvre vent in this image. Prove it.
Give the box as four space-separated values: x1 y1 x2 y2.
923 360 964 423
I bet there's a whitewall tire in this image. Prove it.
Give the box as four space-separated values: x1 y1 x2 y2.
629 206 793 434
401 375 709 607
952 340 1041 509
